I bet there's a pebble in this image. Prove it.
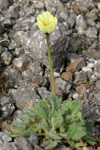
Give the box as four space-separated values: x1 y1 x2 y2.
95 80 100 90
12 55 30 71
66 58 85 73
73 92 79 100
82 67 92 73
1 51 12 65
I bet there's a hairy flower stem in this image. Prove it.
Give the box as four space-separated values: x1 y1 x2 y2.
46 33 55 94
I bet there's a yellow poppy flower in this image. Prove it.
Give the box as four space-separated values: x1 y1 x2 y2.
37 11 58 34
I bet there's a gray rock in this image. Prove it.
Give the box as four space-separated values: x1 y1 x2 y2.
65 82 72 94
54 71 60 78
19 10 25 17
67 14 76 29
0 94 15 119
72 92 79 100
0 45 3 54
94 92 100 106
15 29 68 72
0 132 12 143
0 0 9 11
88 92 94 102
74 71 87 83
13 17 35 31
0 141 18 150
82 104 99 121
96 22 100 30
87 19 95 26
27 135 38 147
0 14 13 26
65 29 72 36
90 74 97 82
82 67 92 73
14 47 24 56
1 50 12 65
58 22 68 33
67 36 84 52
76 15 87 35
24 6 35 17
4 68 22 88
55 78 67 92
44 0 64 14
95 80 100 90
27 61 43 76
38 87 51 98
71 0 94 14
83 49 100 59
34 145 43 150
94 62 100 73
22 70 47 87
85 27 97 40
0 33 10 47
0 24 4 35
14 137 33 150
31 76 48 87
59 12 68 21
9 39 18 50
13 110 23 121
67 53 80 63
6 4 19 19
12 54 31 71
9 80 40 109
86 8 98 21
34 1 44 9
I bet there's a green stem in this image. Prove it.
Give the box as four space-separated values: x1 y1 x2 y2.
46 33 55 94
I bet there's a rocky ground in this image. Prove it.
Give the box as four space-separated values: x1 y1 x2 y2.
0 0 100 149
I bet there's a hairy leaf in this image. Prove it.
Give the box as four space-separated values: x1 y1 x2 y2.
45 140 58 149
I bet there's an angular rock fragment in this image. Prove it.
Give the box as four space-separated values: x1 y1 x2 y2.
16 29 68 72
0 94 15 119
66 58 85 73
9 80 40 109
15 137 33 150
61 71 72 81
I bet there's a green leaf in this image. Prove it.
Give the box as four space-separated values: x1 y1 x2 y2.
55 97 62 110
77 112 83 121
45 140 58 149
54 105 66 117
71 101 83 115
36 105 46 119
67 123 86 141
48 94 56 113
74 141 85 149
39 100 51 120
67 123 76 138
64 100 72 110
72 127 86 140
51 115 63 129
48 132 62 140
38 118 50 133
85 119 93 133
59 132 67 139
67 137 75 146
64 100 83 116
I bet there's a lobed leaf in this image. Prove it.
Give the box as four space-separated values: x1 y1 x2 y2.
45 140 58 149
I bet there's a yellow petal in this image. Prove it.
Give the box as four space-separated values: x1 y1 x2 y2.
37 11 58 34
42 11 52 20
37 20 47 33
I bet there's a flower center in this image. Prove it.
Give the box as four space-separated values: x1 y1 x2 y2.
42 20 53 26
